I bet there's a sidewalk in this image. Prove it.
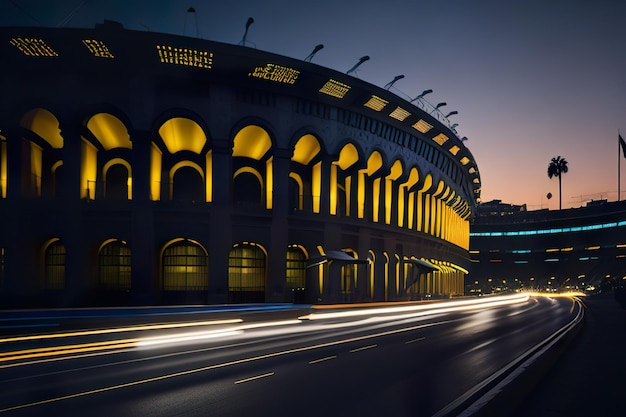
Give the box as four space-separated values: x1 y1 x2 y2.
510 291 626 416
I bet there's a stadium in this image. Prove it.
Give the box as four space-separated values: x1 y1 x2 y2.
0 21 480 307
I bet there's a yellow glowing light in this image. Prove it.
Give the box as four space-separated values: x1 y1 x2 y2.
20 108 63 149
363 95 388 111
448 145 460 155
312 161 321 213
336 143 359 170
81 139 98 200
389 107 411 121
159 118 207 154
266 156 273 209
292 134 321 165
249 63 299 84
432 133 449 146
205 150 213 202
319 79 351 98
87 113 131 150
585 245 601 251
156 45 212 69
150 143 162 201
460 157 470 165
233 125 272 160
30 141 43 196
82 39 114 58
413 120 433 134
10 38 58 56
0 138 6 198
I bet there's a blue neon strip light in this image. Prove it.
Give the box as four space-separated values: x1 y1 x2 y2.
471 220 626 237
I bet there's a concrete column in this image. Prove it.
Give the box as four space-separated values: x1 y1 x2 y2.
208 140 231 303
267 148 290 302
130 129 156 305
57 120 87 306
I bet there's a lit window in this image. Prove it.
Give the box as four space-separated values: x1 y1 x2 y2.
448 145 460 155
319 79 351 98
460 157 470 165
82 39 114 58
412 119 433 133
162 240 208 291
432 133 448 146
156 45 212 69
10 38 58 57
389 106 411 121
249 63 299 84
98 241 131 291
363 95 388 111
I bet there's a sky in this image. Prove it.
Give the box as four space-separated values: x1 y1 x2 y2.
2 0 626 210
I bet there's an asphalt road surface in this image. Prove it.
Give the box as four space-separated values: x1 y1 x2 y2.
0 294 581 417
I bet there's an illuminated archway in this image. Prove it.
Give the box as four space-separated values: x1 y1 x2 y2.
170 161 205 202
161 239 209 292
103 159 132 200
286 245 308 294
158 117 207 154
19 109 64 197
98 239 131 292
290 134 322 213
331 143 360 216
228 242 267 303
232 125 273 208
86 113 132 150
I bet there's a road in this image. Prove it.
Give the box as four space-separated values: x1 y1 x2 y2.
0 294 582 417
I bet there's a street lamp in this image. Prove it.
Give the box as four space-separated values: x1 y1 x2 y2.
304 44 324 62
410 89 433 102
384 74 404 90
346 56 370 75
239 17 255 47
445 110 458 118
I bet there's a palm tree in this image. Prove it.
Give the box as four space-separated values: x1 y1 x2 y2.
547 156 569 209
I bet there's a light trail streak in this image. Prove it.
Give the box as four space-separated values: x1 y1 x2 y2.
0 319 243 343
300 293 531 321
0 320 450 413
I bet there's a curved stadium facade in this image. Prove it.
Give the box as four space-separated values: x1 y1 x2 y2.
0 21 481 308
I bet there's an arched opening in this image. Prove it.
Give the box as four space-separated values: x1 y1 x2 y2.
290 134 321 213
172 165 205 203
233 168 263 205
228 243 266 303
232 125 272 209
286 245 307 302
98 240 131 305
104 164 129 201
161 239 209 304
19 108 64 198
44 239 65 291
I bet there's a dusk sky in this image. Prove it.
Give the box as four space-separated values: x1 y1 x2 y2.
3 0 626 210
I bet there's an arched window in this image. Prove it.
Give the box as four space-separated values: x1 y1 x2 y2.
98 241 131 291
228 243 266 303
162 240 209 291
44 240 65 290
286 245 307 291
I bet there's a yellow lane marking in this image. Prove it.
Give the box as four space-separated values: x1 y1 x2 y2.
349 344 377 353
234 372 274 384
308 356 336 364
